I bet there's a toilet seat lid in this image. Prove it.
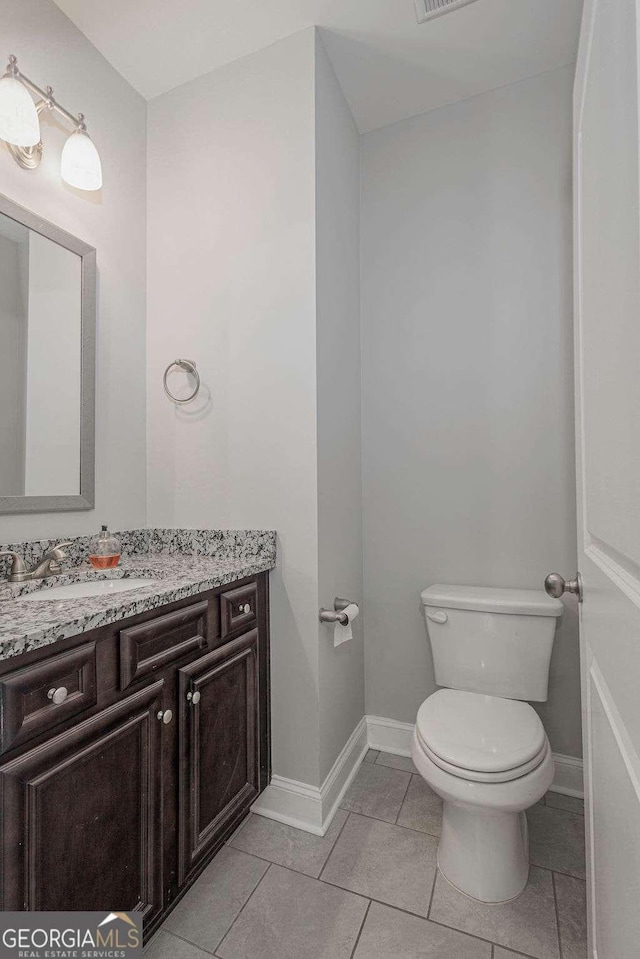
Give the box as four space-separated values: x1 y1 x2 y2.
416 689 546 773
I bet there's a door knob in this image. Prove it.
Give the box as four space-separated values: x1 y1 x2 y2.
544 572 583 603
157 709 173 724
186 690 201 705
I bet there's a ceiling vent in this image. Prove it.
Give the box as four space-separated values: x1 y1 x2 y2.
414 0 481 23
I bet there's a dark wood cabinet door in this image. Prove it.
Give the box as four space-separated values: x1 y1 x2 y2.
178 631 259 882
0 680 164 924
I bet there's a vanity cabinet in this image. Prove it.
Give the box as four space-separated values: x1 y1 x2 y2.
0 572 270 940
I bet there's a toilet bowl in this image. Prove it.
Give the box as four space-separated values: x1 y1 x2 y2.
415 584 563 903
411 688 554 902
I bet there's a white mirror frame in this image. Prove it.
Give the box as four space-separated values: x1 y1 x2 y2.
0 193 95 514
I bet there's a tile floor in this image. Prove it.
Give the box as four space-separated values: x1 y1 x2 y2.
145 749 587 959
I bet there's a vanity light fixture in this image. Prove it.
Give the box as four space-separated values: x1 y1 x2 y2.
0 54 102 191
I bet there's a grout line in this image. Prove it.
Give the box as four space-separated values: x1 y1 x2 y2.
320 867 543 959
226 846 312 877
426 918 542 958
157 929 217 957
487 950 536 959
226 809 352 883
227 844 344 883
374 754 416 773
330 807 352 847
224 810 355 882
317 877 514 952
215 861 272 953
533 863 587 894
488 949 539 959
224 814 252 845
543 805 585 818
229 807 353 881
348 899 372 958
426 865 438 920
280 858 547 959
394 771 413 824
540 797 586 817
318 812 352 881
551 871 564 959
532 863 585 882
550 870 586 885
338 805 440 840
319 878 436 925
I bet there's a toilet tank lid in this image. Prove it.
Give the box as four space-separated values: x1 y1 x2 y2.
420 584 563 617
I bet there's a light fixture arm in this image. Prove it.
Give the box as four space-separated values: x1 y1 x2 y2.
6 54 87 133
1 53 102 188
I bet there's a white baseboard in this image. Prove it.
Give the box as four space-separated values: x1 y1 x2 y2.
250 775 325 835
252 714 584 836
366 714 414 757
320 717 369 828
550 752 585 798
366 715 585 799
251 716 368 836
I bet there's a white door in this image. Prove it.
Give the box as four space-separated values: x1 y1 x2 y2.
573 0 640 955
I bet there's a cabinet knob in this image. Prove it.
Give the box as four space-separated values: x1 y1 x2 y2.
157 709 173 725
241 603 251 614
47 686 68 706
187 690 201 705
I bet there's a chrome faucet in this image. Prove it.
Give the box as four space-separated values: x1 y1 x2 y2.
0 542 73 584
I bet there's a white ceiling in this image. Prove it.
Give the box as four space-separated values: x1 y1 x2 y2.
52 0 582 133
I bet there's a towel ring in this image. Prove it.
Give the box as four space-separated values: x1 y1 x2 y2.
163 359 200 404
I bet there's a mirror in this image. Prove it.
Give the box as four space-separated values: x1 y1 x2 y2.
0 194 95 514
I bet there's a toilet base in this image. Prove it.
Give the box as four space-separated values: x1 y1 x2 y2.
438 801 529 903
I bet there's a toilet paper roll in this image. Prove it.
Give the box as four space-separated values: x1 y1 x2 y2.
334 603 359 647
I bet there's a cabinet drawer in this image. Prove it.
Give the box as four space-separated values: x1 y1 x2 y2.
220 582 258 638
120 600 210 690
0 642 97 754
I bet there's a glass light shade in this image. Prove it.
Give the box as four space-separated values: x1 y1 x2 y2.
61 130 103 191
0 75 40 146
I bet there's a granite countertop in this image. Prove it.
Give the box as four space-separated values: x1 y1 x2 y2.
0 549 276 663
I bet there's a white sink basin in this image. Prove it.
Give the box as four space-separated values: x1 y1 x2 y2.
17 579 156 602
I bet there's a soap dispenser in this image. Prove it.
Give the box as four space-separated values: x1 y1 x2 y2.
88 525 121 569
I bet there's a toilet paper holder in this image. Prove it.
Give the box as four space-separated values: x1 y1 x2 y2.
319 598 353 625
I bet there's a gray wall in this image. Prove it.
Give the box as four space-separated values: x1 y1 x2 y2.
148 29 365 788
315 34 364 782
147 30 321 786
361 65 581 758
0 0 147 541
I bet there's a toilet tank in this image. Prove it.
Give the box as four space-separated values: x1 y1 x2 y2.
421 584 563 702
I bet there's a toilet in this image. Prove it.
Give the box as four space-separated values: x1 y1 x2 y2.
411 584 563 904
